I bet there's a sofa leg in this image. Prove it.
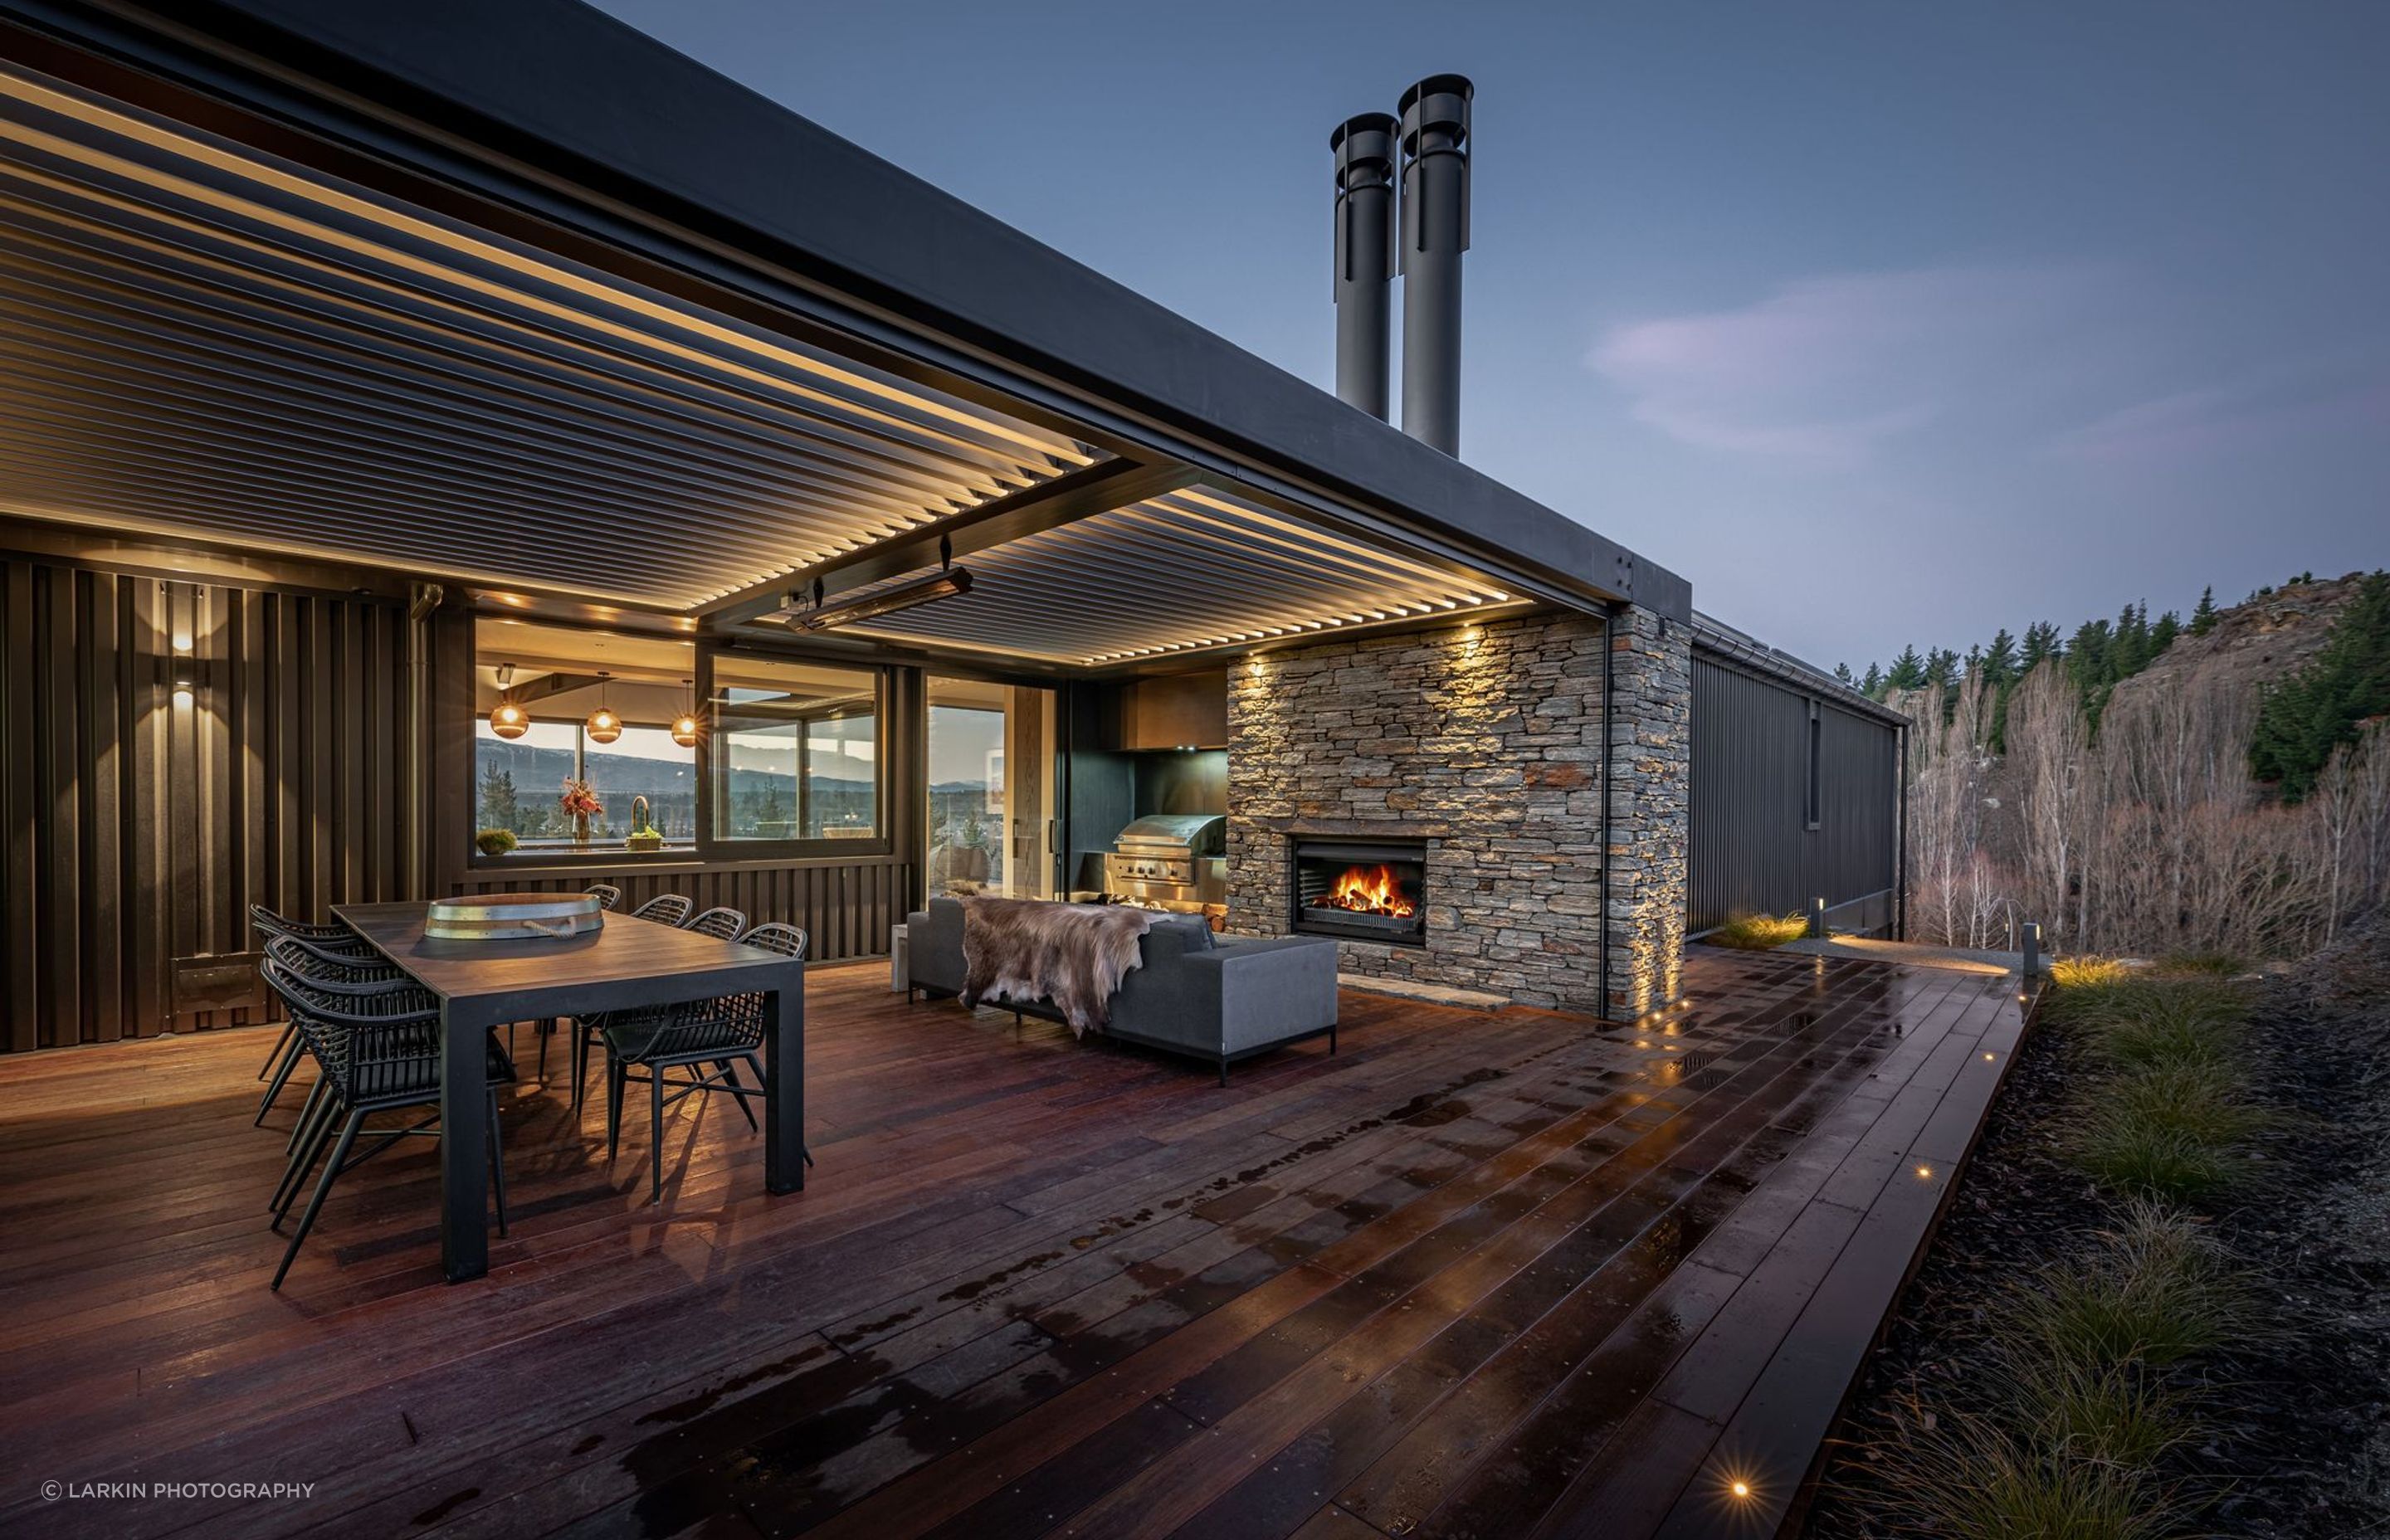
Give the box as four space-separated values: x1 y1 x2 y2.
1217 1055 1228 1088
1329 1023 1339 1055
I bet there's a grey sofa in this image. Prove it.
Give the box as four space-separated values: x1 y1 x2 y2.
903 898 1339 1084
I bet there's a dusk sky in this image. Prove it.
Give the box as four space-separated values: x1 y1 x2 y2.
594 0 2387 672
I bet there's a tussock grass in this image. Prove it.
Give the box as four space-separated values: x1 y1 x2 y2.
1705 911 1807 950
2072 1118 2251 1203
2051 977 2252 1074
1864 1407 2189 1540
2007 1357 2194 1469
2004 1204 2251 1367
2106 1062 2268 1144
2069 1061 2265 1201
2050 955 2130 989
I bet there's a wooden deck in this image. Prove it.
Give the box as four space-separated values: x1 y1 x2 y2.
0 948 2024 1539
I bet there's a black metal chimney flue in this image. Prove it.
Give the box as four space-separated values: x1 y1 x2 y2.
1397 73 1472 457
1330 112 1398 421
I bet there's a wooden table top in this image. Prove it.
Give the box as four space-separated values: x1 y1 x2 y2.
334 901 802 1023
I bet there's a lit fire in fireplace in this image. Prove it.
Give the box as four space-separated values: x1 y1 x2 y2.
1311 863 1417 919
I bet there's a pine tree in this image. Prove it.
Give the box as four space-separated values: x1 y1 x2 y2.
1861 661 1885 697
1886 645 1927 692
477 764 520 831
2021 621 2061 670
2190 586 2219 635
1924 646 1960 692
1982 628 2019 687
2110 602 2149 680
2149 608 2181 657
1833 662 1855 685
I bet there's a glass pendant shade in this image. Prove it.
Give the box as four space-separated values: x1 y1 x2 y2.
671 712 700 748
585 704 622 744
490 700 529 739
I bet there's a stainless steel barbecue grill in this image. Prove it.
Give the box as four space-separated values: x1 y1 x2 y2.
1102 813 1227 910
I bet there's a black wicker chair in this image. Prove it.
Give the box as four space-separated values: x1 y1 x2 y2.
603 922 808 1201
568 904 741 1114
681 905 748 942
630 894 692 927
256 932 404 1149
261 938 515 1290
249 905 381 1123
525 884 629 1079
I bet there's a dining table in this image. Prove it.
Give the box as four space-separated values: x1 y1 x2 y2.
334 900 807 1283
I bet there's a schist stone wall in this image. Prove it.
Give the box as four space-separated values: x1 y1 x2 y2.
1225 607 1690 1016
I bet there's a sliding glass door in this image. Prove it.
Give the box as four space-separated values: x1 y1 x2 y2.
926 677 1056 899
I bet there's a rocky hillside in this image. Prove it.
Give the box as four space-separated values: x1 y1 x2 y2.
2121 571 2369 703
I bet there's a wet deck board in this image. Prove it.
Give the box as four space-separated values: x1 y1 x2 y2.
0 948 2022 1539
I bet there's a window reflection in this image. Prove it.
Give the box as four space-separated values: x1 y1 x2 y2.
713 656 880 843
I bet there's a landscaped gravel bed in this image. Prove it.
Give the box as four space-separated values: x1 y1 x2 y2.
1805 916 2390 1538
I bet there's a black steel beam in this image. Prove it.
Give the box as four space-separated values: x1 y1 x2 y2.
702 457 1197 631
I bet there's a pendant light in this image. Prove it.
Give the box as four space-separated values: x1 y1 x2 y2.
671 678 700 748
585 672 622 745
489 663 529 739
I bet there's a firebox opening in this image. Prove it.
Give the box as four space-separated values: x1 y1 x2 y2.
1291 837 1428 946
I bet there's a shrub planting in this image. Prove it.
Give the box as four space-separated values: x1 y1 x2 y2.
1705 911 1807 950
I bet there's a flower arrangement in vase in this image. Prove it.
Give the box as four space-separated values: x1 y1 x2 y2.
559 777 602 845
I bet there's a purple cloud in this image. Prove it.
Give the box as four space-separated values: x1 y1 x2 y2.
1588 266 2117 467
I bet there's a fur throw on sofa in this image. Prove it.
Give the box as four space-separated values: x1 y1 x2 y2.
958 897 1154 1036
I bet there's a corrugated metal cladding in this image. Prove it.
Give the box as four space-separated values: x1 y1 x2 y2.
1688 651 1900 935
1 555 409 1049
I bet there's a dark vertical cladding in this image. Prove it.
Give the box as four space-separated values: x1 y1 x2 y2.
0 551 916 1052
1688 651 1901 934
0 554 409 1049
1330 112 1399 420
1397 73 1472 456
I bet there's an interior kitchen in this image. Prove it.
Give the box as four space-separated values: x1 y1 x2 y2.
1062 669 1230 923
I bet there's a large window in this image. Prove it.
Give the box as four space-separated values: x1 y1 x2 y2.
473 618 700 855
710 654 882 847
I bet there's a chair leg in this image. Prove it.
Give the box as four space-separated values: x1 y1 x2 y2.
272 1090 339 1219
718 1060 759 1132
487 1087 509 1238
537 1020 552 1082
574 1025 597 1120
284 1076 327 1157
255 1035 306 1125
273 1110 362 1291
649 1064 666 1203
739 1052 805 1166
607 1060 627 1160
275 1101 345 1229
256 1021 295 1080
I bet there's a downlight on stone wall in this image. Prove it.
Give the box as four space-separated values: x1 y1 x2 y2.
1225 611 1690 1016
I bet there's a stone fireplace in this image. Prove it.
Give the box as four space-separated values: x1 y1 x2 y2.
1226 609 1690 1017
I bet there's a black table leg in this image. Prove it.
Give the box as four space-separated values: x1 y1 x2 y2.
764 975 805 1193
440 1001 491 1282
